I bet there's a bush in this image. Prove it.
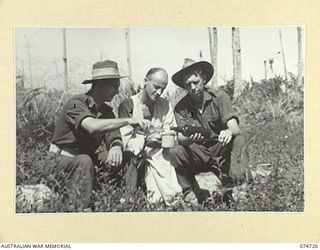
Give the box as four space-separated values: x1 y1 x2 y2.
232 76 303 128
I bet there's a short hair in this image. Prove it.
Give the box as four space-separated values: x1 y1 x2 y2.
145 67 167 79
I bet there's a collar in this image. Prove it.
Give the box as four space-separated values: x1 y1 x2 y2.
203 89 213 103
204 87 217 97
187 87 216 106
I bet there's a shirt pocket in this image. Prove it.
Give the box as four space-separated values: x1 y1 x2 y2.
179 111 196 126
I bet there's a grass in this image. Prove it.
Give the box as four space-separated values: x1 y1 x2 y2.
236 121 304 211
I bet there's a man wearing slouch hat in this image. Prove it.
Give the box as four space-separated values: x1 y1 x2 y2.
47 60 151 210
169 58 252 205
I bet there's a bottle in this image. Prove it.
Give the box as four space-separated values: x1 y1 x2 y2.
171 125 212 138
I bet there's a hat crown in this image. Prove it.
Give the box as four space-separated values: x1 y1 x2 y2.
82 59 127 84
91 60 121 80
182 58 197 69
92 60 118 71
172 58 214 89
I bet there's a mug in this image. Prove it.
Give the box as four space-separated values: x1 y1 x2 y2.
161 131 175 148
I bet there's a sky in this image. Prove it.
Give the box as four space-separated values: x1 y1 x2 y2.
15 26 305 94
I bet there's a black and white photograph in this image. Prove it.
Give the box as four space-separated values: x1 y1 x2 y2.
15 26 305 213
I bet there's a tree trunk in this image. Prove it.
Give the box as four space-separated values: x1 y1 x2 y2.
125 28 133 83
62 28 68 93
208 27 213 60
232 27 242 98
24 35 33 89
208 27 218 88
279 29 288 80
297 26 303 86
212 28 218 88
264 60 267 81
21 60 25 88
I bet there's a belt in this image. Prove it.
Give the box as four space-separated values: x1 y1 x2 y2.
49 143 79 157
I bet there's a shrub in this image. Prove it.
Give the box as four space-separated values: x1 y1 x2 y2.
232 76 303 128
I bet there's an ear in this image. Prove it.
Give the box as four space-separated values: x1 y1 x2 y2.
142 78 148 89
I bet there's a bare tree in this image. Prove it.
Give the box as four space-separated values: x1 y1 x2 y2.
264 60 267 81
232 27 242 98
62 28 68 93
297 26 303 86
208 28 213 59
125 28 133 83
212 28 218 88
279 29 288 80
24 35 33 89
208 27 218 88
269 58 274 77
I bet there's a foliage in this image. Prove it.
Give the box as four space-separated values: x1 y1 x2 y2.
236 121 304 211
230 76 303 128
16 84 69 147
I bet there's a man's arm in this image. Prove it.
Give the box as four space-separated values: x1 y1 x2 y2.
227 118 241 135
177 130 208 145
173 101 196 145
216 90 241 145
174 108 204 145
81 117 151 135
64 97 150 135
218 118 241 145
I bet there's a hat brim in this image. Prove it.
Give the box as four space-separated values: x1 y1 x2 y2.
172 61 214 89
82 75 127 84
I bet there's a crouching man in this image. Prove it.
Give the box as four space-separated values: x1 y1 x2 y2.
169 58 252 204
46 60 150 210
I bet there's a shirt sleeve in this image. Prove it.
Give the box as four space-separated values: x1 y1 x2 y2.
65 98 95 130
217 91 239 125
101 104 123 150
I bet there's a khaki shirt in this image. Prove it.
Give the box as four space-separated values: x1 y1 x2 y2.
52 92 122 155
174 88 239 144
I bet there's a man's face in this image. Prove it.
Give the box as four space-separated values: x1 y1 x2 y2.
145 71 168 102
97 79 120 102
183 72 206 99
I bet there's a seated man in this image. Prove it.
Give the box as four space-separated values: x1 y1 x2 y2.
118 68 182 205
169 58 252 204
47 60 151 210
